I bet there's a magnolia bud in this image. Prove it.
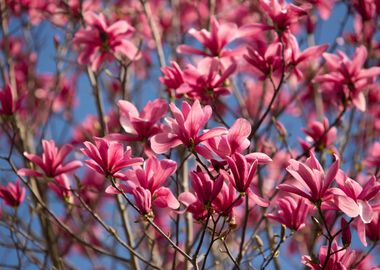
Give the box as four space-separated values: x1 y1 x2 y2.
341 218 351 247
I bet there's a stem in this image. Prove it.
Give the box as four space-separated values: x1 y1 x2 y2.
86 67 107 136
235 195 249 268
140 0 166 68
115 195 140 270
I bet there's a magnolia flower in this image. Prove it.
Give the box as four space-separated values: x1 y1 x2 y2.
302 242 362 270
267 196 312 231
115 99 167 142
332 174 380 224
221 153 269 207
105 157 179 211
177 16 246 58
279 152 340 203
176 58 236 102
73 12 139 71
299 117 337 151
0 179 25 207
315 46 380 111
19 140 82 178
151 100 226 155
81 137 143 178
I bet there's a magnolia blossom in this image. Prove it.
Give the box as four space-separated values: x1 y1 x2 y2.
279 152 340 203
244 41 283 80
302 242 364 270
299 117 337 151
315 46 380 111
176 58 236 102
0 180 25 207
221 153 269 207
177 16 246 58
19 140 82 178
106 157 180 211
151 100 226 155
73 12 139 71
81 137 143 178
267 196 312 231
115 99 167 142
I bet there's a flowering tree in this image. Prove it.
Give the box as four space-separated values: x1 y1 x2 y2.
1 0 380 269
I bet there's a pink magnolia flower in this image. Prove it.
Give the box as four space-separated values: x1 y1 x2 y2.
206 118 251 158
206 118 273 165
332 174 380 224
299 117 337 151
105 157 179 211
19 140 82 178
160 61 185 91
178 192 208 220
176 58 236 102
279 152 340 203
221 153 269 207
302 242 362 270
297 0 335 20
177 16 245 58
244 41 283 80
267 196 312 231
150 100 226 155
81 137 143 178
117 157 176 194
131 187 152 216
246 0 307 37
315 46 380 111
0 179 25 207
190 171 224 206
114 99 167 142
286 35 328 80
73 12 139 71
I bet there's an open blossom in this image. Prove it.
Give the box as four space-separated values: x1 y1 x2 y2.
115 99 167 142
206 118 251 158
332 173 380 229
267 196 312 231
302 242 363 270
19 140 82 178
73 12 139 71
151 100 226 155
0 179 25 207
118 157 176 194
315 46 380 111
177 16 245 58
105 157 179 211
81 137 143 178
279 152 340 203
160 61 184 91
245 0 307 38
286 35 328 80
244 41 283 80
176 58 236 102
